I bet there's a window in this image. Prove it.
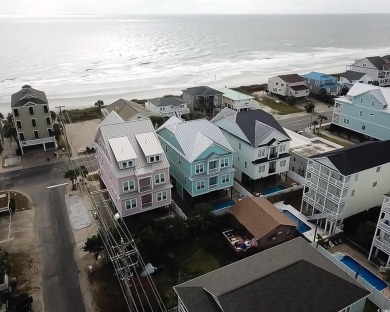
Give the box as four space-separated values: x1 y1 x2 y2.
351 190 355 196
43 105 48 113
275 82 278 86
33 130 39 139
372 100 375 106
373 181 377 187
125 198 137 209
184 177 187 184
195 163 204 174
279 144 286 153
258 149 265 157
258 165 265 173
31 119 37 127
178 156 181 164
157 191 167 201
343 118 349 124
155 155 160 161
196 180 205 190
19 133 25 141
150 156 155 162
295 92 298 95
359 110 362 116
123 180 135 192
237 156 240 162
29 107 34 115
122 161 128 169
376 166 381 172
238 142 241 150
222 174 230 183
280 160 286 167
354 174 359 181
360 98 363 104
46 116 51 125
384 233 390 243
220 158 229 168
281 83 285 87
155 173 165 184
16 121 22 129
13 108 19 117
370 112 374 116
362 63 366 67
244 161 247 169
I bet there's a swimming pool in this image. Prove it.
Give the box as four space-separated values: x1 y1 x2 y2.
340 255 388 291
282 210 311 233
262 184 286 196
212 199 235 211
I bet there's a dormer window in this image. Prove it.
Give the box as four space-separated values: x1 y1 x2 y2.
148 154 161 163
121 160 134 169
29 107 34 115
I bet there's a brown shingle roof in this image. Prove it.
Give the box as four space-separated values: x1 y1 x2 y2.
229 196 295 239
278 74 306 83
104 99 154 120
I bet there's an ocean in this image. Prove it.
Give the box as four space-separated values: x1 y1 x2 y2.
1 14 390 113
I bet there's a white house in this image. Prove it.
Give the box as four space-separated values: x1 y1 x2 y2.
369 193 390 267
338 71 374 89
211 108 291 185
268 74 309 99
348 56 390 87
301 141 390 236
145 96 190 117
218 87 259 112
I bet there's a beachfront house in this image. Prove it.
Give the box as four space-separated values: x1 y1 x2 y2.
95 111 172 217
227 196 296 252
101 99 154 120
303 72 341 96
218 87 259 112
181 86 224 116
156 116 234 201
11 85 56 154
174 237 370 312
369 193 390 268
301 141 390 237
348 55 390 87
211 108 291 189
331 83 390 141
268 74 309 99
338 70 374 89
285 128 342 184
145 96 190 118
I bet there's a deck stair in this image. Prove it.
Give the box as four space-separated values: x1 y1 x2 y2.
333 252 344 260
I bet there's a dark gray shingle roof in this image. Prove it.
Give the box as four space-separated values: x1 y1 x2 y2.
236 109 290 146
175 238 369 312
105 99 153 120
147 96 186 107
182 86 224 97
311 140 390 176
278 74 306 83
340 70 366 81
367 56 390 70
11 85 48 107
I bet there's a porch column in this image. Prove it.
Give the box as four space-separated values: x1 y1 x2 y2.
43 143 47 151
374 248 379 257
368 244 374 261
386 254 390 267
20 145 24 155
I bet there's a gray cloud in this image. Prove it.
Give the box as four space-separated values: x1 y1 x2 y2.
1 0 390 15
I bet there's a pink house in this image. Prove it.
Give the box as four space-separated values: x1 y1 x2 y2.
95 112 172 217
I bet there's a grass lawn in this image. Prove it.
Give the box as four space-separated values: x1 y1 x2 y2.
183 249 221 273
317 133 352 147
255 96 303 115
64 107 102 123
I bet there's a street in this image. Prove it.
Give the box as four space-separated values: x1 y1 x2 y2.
278 110 334 132
0 161 86 312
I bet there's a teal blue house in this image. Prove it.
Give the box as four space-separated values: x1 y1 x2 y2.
157 117 235 199
332 83 390 140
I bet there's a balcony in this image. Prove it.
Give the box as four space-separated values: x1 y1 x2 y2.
142 201 152 209
383 201 390 215
208 168 219 174
209 184 218 190
141 194 152 209
268 167 276 174
378 220 390 234
373 237 390 255
139 177 152 193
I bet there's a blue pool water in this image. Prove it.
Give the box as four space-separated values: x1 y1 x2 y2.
262 184 287 195
212 200 235 211
340 256 388 291
282 210 311 233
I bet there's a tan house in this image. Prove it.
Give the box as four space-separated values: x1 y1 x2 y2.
101 99 154 121
11 85 56 154
228 196 296 250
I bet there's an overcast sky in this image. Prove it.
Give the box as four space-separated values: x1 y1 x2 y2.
1 0 390 15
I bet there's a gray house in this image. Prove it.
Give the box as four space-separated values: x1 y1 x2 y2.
175 238 369 312
101 99 154 121
182 86 224 116
11 85 56 154
145 96 190 117
348 56 390 87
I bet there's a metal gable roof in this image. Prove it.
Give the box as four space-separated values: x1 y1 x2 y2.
158 117 233 162
135 132 164 157
147 96 186 107
108 136 137 162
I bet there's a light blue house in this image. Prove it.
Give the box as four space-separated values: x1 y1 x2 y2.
303 72 341 96
157 116 235 200
332 83 390 140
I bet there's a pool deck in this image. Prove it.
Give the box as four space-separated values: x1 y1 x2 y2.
332 243 390 297
273 201 328 242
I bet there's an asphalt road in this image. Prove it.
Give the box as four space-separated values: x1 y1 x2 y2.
0 161 86 312
278 110 334 132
